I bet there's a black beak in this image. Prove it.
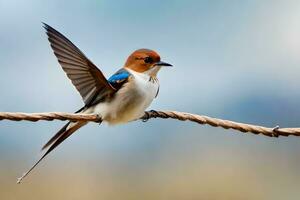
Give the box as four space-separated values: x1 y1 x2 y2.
155 61 173 67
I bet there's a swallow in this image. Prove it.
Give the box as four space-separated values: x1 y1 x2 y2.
17 23 172 183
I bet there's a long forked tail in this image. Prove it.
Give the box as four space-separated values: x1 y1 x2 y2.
17 121 88 184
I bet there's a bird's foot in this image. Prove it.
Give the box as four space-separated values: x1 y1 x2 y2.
96 114 102 125
142 110 157 122
142 112 150 122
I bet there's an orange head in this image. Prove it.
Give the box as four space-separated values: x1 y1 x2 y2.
124 49 172 76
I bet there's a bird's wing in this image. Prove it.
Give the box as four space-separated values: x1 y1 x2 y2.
108 68 131 90
43 23 116 106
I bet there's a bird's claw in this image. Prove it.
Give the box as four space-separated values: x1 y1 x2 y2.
142 112 150 122
272 125 280 137
273 125 280 131
95 114 102 125
142 110 157 122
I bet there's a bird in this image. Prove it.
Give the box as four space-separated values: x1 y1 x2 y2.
17 23 172 183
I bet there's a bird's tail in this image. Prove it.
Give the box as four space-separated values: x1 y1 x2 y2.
17 120 88 184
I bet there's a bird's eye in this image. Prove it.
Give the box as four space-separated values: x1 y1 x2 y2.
144 57 153 64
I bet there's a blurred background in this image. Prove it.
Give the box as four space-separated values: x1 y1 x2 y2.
1 0 300 199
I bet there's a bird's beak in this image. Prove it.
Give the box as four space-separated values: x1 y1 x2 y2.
155 61 173 67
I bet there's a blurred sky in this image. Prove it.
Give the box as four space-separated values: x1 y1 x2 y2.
1 0 300 199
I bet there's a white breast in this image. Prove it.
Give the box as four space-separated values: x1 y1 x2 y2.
90 68 159 124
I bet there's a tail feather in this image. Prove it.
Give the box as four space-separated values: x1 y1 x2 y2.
44 121 87 157
41 121 71 150
42 107 85 151
17 121 87 184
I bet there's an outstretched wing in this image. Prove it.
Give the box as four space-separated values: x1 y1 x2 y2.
43 23 116 105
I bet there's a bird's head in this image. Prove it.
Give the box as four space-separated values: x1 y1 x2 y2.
124 49 172 76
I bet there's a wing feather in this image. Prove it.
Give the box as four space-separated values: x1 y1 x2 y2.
43 23 116 105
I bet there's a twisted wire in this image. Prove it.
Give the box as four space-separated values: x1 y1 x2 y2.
0 110 299 137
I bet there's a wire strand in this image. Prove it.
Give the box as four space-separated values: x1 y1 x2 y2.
0 110 299 137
